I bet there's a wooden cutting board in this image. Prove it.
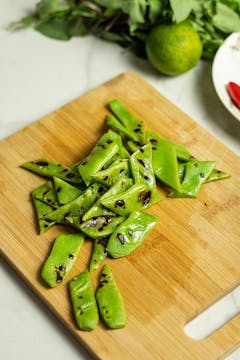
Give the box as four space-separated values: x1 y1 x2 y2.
1 72 240 360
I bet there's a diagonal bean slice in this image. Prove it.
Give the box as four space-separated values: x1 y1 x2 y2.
69 269 99 331
106 211 159 258
41 233 84 287
96 264 126 329
21 158 83 185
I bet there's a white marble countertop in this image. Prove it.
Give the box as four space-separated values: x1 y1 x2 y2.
1 1 240 359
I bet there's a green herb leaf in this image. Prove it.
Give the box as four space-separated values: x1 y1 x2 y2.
36 0 70 20
148 0 163 23
35 17 72 40
169 0 195 23
213 2 240 33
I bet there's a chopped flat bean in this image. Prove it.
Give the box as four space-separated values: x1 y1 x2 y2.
101 183 153 216
89 238 108 272
169 159 216 198
41 233 84 287
108 99 145 144
106 211 159 258
69 269 99 331
130 143 164 204
21 158 83 185
78 131 119 186
96 264 126 329
53 177 83 205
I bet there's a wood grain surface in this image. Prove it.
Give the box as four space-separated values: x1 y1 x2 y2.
1 72 240 360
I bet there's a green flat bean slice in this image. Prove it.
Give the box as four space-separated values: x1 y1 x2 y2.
106 130 130 159
108 99 145 144
150 137 181 192
78 131 119 186
43 182 107 224
83 178 133 221
80 216 126 239
205 168 231 183
89 238 108 272
32 198 56 234
69 269 99 331
91 159 130 188
101 183 153 216
106 211 159 258
32 181 58 208
107 114 140 143
146 130 192 162
41 233 84 287
169 159 216 198
96 264 126 329
21 158 83 185
53 177 83 205
130 143 164 204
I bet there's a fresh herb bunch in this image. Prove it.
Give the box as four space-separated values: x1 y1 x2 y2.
14 0 240 60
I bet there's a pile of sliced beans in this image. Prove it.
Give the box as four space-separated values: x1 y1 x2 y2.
21 99 230 331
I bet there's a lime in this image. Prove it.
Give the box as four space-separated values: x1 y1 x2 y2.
146 21 203 76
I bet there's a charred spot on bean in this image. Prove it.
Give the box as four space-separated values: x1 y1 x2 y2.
140 148 144 153
69 254 74 259
56 272 63 283
194 163 199 168
81 160 87 166
152 147 156 150
78 295 83 299
143 175 150 181
150 139 158 145
58 265 65 272
106 139 113 144
137 158 151 170
138 190 151 206
119 169 125 175
217 170 221 173
102 175 108 181
56 187 61 193
115 199 125 207
35 161 49 167
200 172 205 178
61 168 68 173
133 141 141 147
98 143 106 149
66 173 75 179
98 186 106 194
134 128 141 133
117 233 126 245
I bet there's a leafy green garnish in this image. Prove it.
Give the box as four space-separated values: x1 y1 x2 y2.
12 0 240 61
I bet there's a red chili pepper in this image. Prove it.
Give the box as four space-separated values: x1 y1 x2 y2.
227 82 240 109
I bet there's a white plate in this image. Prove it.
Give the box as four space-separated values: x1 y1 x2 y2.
212 32 240 121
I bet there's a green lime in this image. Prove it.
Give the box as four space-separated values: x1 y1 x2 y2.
146 21 203 76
